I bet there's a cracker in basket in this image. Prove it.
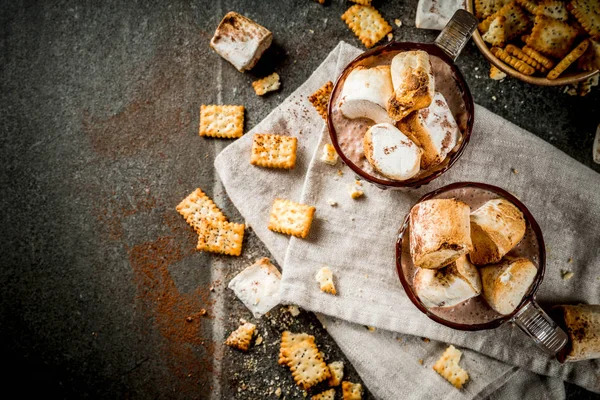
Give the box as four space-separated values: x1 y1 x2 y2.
515 0 538 13
491 47 536 75
250 134 297 169
268 198 316 238
176 188 227 231
328 361 344 386
312 389 336 400
197 220 245 256
478 3 529 40
475 0 508 19
505 44 548 72
309 81 333 121
278 332 330 390
433 345 469 389
569 0 600 38
341 5 392 49
547 39 590 79
252 72 281 96
534 0 569 21
225 322 256 351
482 16 506 47
577 44 597 70
342 381 363 400
522 46 556 69
489 64 507 80
316 266 337 295
526 15 579 59
199 105 244 138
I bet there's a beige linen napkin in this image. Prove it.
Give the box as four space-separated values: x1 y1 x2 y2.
277 43 600 393
214 42 579 399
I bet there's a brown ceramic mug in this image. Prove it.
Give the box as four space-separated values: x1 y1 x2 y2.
327 10 477 190
396 182 568 355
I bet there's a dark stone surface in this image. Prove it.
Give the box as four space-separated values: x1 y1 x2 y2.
0 1 598 399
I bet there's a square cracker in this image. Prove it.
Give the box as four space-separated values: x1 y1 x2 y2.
252 72 281 96
526 15 579 58
534 0 569 21
225 322 256 351
342 381 363 400
278 331 330 390
308 81 333 120
176 188 227 231
570 0 600 38
312 389 335 400
478 2 529 40
278 331 313 365
433 345 469 389
199 105 244 138
197 220 245 256
268 199 316 238
482 16 506 47
341 5 392 48
250 134 298 169
327 361 344 386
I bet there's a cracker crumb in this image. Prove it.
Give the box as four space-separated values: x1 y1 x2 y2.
567 258 573 263
327 199 338 206
394 18 402 27
418 359 424 365
512 168 518 174
561 270 574 280
422 337 430 343
288 305 301 317
491 95 497 101
387 33 393 41
366 326 376 332
255 334 263 345
337 169 344 176
275 387 282 397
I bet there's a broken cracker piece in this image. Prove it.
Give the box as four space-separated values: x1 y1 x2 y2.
478 3 529 39
210 12 272 72
250 133 298 169
342 381 363 400
321 143 339 165
279 331 312 365
199 105 244 138
569 0 600 38
489 64 507 80
526 15 578 59
228 257 281 318
308 81 333 120
252 72 281 95
268 198 316 238
433 345 469 389
316 266 337 295
312 389 335 400
341 5 392 49
176 188 227 231
547 39 590 79
348 183 364 199
476 0 509 19
482 16 506 47
225 322 256 351
197 220 245 256
328 361 344 386
279 331 330 390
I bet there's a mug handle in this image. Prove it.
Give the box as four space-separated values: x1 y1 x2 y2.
512 300 569 355
434 10 478 61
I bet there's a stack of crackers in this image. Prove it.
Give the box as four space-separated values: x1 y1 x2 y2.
475 0 600 80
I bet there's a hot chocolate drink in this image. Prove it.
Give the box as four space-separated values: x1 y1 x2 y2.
400 186 541 326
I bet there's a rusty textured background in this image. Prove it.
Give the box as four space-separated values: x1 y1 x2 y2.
1 1 598 399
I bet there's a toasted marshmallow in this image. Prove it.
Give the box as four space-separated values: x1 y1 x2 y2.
339 66 395 124
414 255 481 308
210 12 273 72
469 199 526 266
398 92 459 170
363 123 422 180
480 257 537 315
409 199 473 269
228 257 281 318
388 50 435 121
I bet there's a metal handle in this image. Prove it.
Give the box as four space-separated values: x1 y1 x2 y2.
512 300 568 355
434 9 478 61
